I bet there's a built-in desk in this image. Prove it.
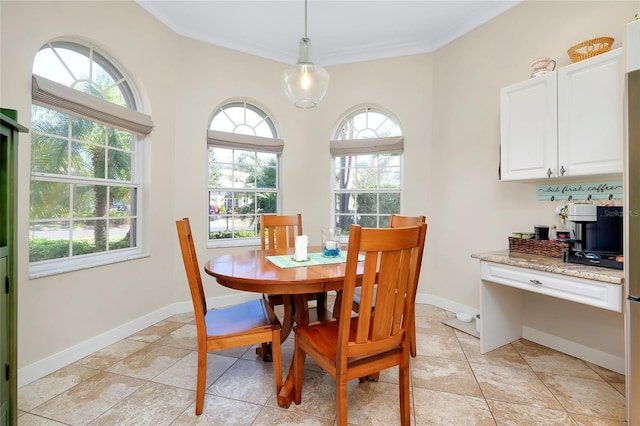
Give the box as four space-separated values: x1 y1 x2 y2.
471 250 625 373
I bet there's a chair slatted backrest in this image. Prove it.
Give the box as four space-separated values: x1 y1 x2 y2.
338 224 427 359
389 214 426 228
260 214 303 250
390 214 427 288
176 218 207 338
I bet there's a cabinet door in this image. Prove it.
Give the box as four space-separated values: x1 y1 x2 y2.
558 49 623 177
0 256 7 426
500 72 558 181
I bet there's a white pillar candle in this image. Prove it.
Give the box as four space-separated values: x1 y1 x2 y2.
325 241 337 250
295 235 308 261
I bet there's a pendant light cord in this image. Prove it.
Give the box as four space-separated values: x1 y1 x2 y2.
304 0 308 39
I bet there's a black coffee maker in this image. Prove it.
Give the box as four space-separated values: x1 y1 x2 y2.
566 204 623 269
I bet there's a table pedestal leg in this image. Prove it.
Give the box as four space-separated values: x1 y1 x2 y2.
277 295 315 408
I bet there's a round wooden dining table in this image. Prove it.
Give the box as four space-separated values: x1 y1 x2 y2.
204 246 362 408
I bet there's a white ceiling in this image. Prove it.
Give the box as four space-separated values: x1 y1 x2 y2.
135 0 522 66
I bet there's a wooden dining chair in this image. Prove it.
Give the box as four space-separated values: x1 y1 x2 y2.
260 214 328 341
176 217 283 415
352 214 426 357
292 223 427 426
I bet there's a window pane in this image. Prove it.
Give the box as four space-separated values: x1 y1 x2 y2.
110 187 133 215
110 219 133 249
210 112 235 133
70 219 109 254
211 147 232 163
30 181 70 219
213 164 233 188
29 221 71 262
334 192 354 215
108 149 132 181
32 105 68 136
31 134 69 174
108 128 132 150
72 117 106 143
356 193 377 214
367 112 387 131
380 166 400 188
33 49 74 86
224 106 244 127
73 184 99 218
379 193 400 214
257 192 277 214
72 141 105 178
58 48 91 84
255 121 274 137
359 215 378 228
235 191 256 215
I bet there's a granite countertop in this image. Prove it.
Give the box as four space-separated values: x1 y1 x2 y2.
471 250 624 285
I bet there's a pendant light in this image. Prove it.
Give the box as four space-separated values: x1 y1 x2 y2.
281 0 329 109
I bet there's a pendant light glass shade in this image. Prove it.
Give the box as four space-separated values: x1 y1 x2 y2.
282 1 329 109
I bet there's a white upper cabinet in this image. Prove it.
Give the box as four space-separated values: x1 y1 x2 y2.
558 49 623 177
500 48 623 181
500 72 557 180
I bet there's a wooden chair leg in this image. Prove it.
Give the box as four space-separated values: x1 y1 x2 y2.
399 357 411 426
260 342 272 362
333 290 343 319
410 314 417 357
195 348 207 415
272 329 283 394
293 337 306 405
336 380 348 425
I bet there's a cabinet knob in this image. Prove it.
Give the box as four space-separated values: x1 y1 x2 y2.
547 168 552 178
529 279 544 285
560 166 566 176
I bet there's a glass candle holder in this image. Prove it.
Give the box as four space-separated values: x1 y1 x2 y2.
321 227 341 257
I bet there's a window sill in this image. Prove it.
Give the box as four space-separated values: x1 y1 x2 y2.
29 250 150 279
207 238 260 250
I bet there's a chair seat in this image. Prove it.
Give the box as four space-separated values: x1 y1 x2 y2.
205 298 279 338
296 317 401 368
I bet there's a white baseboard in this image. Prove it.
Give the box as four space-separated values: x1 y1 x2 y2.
26 292 620 388
18 292 258 387
416 293 479 318
522 326 625 374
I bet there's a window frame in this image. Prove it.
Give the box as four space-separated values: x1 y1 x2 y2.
207 100 283 248
29 40 151 278
330 106 404 235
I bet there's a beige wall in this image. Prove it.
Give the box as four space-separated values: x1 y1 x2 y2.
1 0 637 382
431 0 636 359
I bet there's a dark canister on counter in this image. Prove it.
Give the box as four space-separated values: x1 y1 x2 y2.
534 225 549 240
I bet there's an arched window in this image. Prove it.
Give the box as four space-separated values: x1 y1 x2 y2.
207 100 282 246
30 40 153 276
330 106 403 233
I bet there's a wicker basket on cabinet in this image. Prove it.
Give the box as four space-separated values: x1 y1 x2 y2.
567 37 614 63
508 237 570 258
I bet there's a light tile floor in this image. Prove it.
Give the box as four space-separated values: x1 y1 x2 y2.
17 303 627 425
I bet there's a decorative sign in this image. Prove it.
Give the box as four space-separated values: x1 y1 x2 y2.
536 181 623 201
